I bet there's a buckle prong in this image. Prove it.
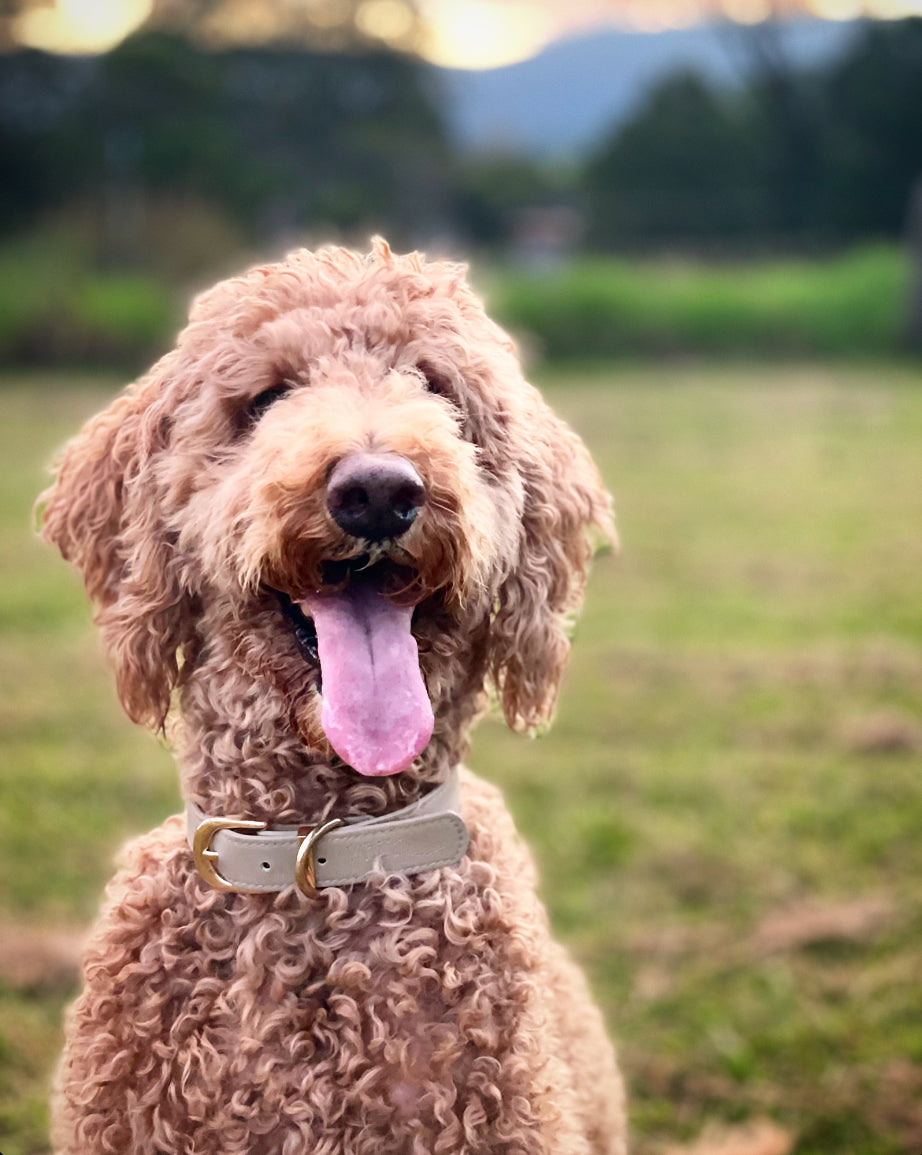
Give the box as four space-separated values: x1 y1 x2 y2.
295 819 344 896
193 817 267 891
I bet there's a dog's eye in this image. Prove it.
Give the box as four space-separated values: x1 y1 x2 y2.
417 362 451 399
416 361 476 445
244 383 292 424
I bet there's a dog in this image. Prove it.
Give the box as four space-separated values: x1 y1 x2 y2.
41 239 626 1154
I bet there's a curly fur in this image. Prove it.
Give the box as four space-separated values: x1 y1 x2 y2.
40 239 626 1154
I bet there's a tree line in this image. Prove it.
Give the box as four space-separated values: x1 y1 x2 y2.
585 18 922 251
0 18 919 268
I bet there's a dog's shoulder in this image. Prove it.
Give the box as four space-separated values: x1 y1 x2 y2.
109 812 189 885
459 766 540 893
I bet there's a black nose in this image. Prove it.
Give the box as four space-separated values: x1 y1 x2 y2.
326 453 426 542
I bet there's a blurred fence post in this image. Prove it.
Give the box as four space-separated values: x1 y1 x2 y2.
908 177 922 351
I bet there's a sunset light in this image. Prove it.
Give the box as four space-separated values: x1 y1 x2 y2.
13 0 152 54
546 0 922 35
413 0 922 64
417 0 553 69
5 0 922 64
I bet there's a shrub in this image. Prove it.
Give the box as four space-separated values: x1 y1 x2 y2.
0 230 179 370
487 246 912 361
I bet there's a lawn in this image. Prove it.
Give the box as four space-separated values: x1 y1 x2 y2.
1 364 921 1154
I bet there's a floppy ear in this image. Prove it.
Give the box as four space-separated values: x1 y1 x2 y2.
489 393 614 733
39 356 195 730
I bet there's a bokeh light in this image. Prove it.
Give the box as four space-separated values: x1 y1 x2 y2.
13 0 153 54
417 0 553 68
6 0 922 67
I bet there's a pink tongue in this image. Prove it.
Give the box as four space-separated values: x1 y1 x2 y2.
301 583 434 776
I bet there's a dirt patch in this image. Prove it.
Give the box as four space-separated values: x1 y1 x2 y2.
631 1054 738 1109
0 920 84 990
628 924 727 961
749 894 895 956
838 711 922 754
661 1119 795 1155
868 1060 922 1151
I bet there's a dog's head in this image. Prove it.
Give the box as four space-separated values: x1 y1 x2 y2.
41 241 613 779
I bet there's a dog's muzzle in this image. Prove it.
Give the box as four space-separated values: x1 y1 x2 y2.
188 770 469 896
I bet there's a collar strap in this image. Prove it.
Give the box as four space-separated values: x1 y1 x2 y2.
187 769 469 896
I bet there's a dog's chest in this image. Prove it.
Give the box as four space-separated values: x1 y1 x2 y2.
83 817 547 1150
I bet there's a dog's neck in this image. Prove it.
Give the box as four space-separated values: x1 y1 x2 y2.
173 689 480 827
172 606 491 824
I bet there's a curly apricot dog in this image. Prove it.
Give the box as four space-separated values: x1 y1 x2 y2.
41 240 626 1154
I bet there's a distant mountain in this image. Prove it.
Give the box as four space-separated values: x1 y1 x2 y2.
430 18 862 160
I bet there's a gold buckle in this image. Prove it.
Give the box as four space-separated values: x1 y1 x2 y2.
295 819 344 896
193 817 267 891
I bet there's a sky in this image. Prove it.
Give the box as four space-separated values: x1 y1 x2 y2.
10 0 922 67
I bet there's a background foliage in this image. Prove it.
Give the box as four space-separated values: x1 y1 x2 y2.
586 20 922 249
2 20 922 258
1 19 921 366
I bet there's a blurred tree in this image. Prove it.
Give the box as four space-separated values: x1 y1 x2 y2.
583 18 922 253
818 17 922 238
584 73 765 249
728 20 825 239
455 155 575 246
0 28 452 266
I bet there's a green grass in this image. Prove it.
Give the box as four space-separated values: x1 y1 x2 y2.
486 247 914 360
1 365 922 1154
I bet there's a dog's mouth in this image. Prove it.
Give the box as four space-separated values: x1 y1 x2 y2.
274 588 320 664
268 555 434 777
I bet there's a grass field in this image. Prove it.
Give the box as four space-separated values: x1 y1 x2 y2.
1 364 921 1154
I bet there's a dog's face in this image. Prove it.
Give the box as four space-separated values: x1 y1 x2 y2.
41 242 612 779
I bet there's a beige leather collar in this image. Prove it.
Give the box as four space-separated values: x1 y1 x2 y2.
187 769 469 895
